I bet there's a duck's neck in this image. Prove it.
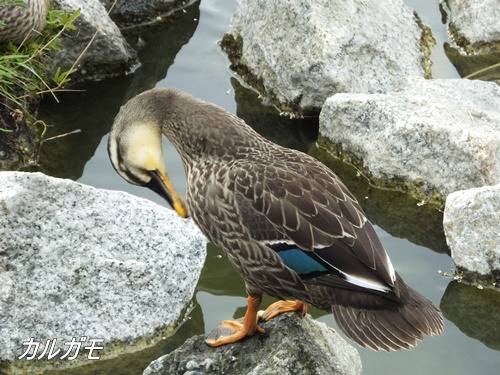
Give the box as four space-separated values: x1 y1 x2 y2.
161 98 272 168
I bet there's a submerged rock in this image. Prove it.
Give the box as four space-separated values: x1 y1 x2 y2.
443 183 500 285
0 172 206 372
143 313 362 375
319 77 500 205
222 0 434 115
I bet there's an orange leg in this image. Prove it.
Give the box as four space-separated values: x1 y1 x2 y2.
261 299 308 321
205 295 265 347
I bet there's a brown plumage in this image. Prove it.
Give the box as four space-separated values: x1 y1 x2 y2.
108 87 444 351
0 0 49 44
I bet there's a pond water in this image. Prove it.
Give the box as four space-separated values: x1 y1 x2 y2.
16 0 500 374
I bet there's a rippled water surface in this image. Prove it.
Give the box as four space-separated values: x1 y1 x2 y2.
15 0 500 374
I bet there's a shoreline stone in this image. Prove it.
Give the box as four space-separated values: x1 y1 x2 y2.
50 0 136 82
222 0 434 115
0 172 207 373
319 77 500 205
443 183 500 286
447 0 500 55
143 313 362 375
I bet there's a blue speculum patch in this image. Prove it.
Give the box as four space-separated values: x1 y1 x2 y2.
277 248 328 275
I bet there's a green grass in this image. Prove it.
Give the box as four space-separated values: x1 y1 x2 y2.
0 4 80 112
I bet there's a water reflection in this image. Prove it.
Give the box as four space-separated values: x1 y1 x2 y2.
122 3 200 100
444 42 500 80
35 76 132 179
232 78 318 153
197 243 246 297
441 281 500 351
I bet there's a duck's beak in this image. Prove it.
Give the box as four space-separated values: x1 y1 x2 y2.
146 169 189 218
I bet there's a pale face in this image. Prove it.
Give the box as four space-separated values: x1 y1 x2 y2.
108 119 188 218
109 121 166 186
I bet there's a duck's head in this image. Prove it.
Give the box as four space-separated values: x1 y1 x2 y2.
108 95 189 218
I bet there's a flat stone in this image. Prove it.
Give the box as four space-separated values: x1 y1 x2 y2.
222 0 433 115
319 77 500 204
443 183 500 284
143 313 362 375
0 172 206 369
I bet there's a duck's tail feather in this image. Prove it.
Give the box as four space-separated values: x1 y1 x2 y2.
331 275 444 351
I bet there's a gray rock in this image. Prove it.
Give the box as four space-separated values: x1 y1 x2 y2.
443 183 500 284
222 0 433 115
448 0 500 54
143 313 362 375
50 0 136 81
0 172 206 365
319 77 500 204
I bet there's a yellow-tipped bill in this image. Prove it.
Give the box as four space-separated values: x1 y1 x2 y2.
147 169 189 218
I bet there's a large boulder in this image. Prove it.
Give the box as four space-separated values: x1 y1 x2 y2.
143 312 362 375
221 0 434 115
50 0 136 81
0 172 206 372
318 77 500 205
443 183 500 285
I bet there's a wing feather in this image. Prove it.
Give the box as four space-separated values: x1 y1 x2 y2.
229 150 396 293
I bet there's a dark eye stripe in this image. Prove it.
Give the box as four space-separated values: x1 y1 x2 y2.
120 165 145 186
110 141 148 186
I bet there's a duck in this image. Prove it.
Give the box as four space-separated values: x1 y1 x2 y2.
108 87 444 351
0 0 49 44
